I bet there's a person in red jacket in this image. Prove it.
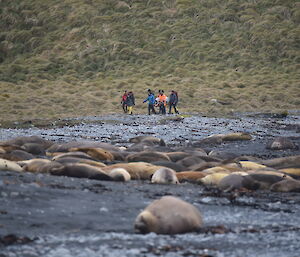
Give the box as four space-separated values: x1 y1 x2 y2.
121 90 128 113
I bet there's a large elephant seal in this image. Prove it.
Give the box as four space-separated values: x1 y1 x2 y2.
195 132 252 146
21 159 63 174
0 150 35 161
46 141 120 153
54 157 106 168
69 147 114 161
108 168 131 182
242 173 286 190
2 136 54 149
0 158 23 172
218 173 246 191
270 178 300 192
129 136 165 146
50 163 112 181
102 162 163 180
52 151 97 161
151 168 179 184
176 171 206 183
126 151 171 163
259 155 300 169
199 172 230 186
266 137 297 150
134 196 203 234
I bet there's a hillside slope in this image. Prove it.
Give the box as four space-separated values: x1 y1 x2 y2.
0 0 299 121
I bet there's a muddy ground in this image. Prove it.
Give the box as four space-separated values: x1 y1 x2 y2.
0 113 300 257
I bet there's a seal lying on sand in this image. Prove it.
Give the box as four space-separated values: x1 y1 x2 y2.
134 196 203 234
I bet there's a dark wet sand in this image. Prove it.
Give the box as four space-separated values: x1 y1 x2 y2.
0 113 300 257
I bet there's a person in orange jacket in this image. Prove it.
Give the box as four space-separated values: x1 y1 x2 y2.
157 90 167 115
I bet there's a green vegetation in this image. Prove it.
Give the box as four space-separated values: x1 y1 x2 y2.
0 0 299 121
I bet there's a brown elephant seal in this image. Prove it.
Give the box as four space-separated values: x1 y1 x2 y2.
69 147 114 161
0 150 35 161
50 163 112 180
242 173 286 190
21 143 46 155
126 151 170 163
266 137 297 150
0 158 23 172
165 152 191 162
55 157 106 168
195 132 252 146
259 155 300 169
151 168 179 184
21 159 63 173
176 171 206 183
208 150 240 161
51 151 97 161
270 178 300 192
129 136 165 146
134 196 203 234
279 168 300 176
102 162 163 180
46 141 120 153
109 168 131 182
3 136 54 149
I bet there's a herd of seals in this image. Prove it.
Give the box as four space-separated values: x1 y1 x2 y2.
1 133 300 235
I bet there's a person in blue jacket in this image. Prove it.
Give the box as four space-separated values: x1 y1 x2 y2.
143 89 157 115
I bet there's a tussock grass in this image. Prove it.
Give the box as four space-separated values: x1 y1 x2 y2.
0 0 299 121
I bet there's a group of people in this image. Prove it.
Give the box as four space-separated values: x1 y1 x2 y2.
121 89 179 115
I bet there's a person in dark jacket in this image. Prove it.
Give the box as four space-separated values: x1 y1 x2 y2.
143 89 156 115
168 90 179 114
121 90 128 113
126 91 135 115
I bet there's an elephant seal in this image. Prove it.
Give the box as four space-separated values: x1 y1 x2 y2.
199 172 229 186
21 143 46 155
0 158 23 172
176 171 206 183
50 163 112 181
270 178 300 192
239 161 266 170
46 141 120 153
22 159 63 173
102 162 163 180
0 150 35 161
109 168 131 182
51 151 97 161
165 152 191 162
259 155 300 169
279 168 300 176
242 173 286 190
69 147 114 161
2 136 54 149
151 168 179 184
129 136 165 146
134 196 203 234
218 174 246 191
55 157 106 168
126 151 171 163
266 137 297 150
195 132 252 146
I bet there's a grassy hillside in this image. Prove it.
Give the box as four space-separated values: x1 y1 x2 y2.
0 0 299 121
